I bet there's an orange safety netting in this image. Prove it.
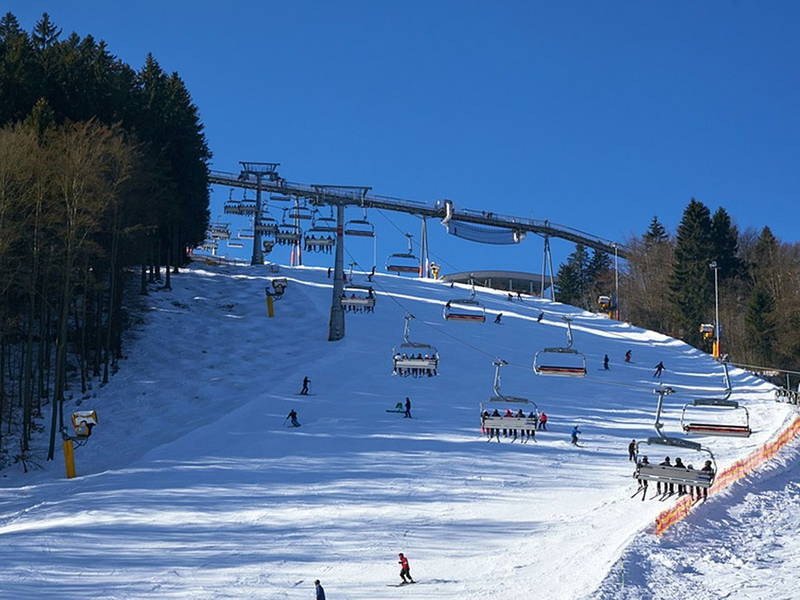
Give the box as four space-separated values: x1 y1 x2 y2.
655 416 800 536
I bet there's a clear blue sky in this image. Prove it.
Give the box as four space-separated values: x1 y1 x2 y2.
8 1 800 273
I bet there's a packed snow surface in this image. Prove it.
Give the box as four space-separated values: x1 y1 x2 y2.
0 263 793 599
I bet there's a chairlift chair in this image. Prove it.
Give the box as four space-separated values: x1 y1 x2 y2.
345 209 375 237
443 279 486 322
288 203 313 220
386 233 419 274
238 229 255 240
680 399 751 437
255 211 278 236
270 194 292 203
634 436 717 489
598 295 612 311
340 284 376 311
392 314 439 377
239 201 257 216
223 189 241 215
262 240 274 253
488 359 533 404
311 210 338 233
532 316 587 376
227 240 244 248
209 222 231 240
71 410 98 439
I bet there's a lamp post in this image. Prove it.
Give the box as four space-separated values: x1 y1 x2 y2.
613 243 620 320
710 261 720 358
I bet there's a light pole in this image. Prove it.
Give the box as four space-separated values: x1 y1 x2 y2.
613 243 620 320
710 261 720 358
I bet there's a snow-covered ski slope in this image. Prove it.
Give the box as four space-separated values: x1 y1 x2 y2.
0 263 794 600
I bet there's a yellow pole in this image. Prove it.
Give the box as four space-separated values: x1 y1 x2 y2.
63 439 76 479
712 340 720 359
267 295 274 318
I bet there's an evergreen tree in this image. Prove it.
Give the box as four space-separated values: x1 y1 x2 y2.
31 13 61 50
669 199 714 346
643 216 668 246
555 261 582 306
710 207 742 280
745 286 777 364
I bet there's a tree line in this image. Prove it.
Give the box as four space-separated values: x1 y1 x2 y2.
0 12 209 466
556 199 800 378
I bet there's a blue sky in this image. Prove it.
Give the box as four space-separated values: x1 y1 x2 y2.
8 1 800 273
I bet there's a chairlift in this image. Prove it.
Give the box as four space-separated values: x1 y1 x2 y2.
345 209 375 237
443 279 486 322
223 189 242 215
488 359 533 404
288 203 313 220
340 284 376 312
392 314 439 377
680 399 751 437
532 316 587 376
311 209 338 234
275 209 303 245
255 210 278 236
386 233 419 274
209 222 231 240
634 436 717 489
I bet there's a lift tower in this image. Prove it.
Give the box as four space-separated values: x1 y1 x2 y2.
239 162 281 266
310 185 372 342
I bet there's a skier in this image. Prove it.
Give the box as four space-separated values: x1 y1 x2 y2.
570 425 581 445
700 460 715 499
653 361 665 378
404 397 412 419
398 553 414 584
658 457 673 495
628 439 637 461
300 376 310 395
314 580 326 600
537 311 544 323
287 409 300 427
494 312 503 324
538 412 548 431
674 457 687 495
625 350 632 363
634 456 649 500
603 354 609 370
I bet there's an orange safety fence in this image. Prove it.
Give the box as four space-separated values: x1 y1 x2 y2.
655 416 800 536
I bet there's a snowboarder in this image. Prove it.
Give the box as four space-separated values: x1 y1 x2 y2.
404 397 412 419
300 376 310 395
537 311 544 323
398 553 414 584
603 354 609 370
315 580 326 600
628 439 637 461
570 425 581 445
624 350 632 363
287 409 300 427
494 312 503 324
653 361 665 378
538 412 548 431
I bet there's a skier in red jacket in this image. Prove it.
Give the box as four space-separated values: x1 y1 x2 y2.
398 553 415 584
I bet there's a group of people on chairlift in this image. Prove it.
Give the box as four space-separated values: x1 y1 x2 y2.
633 451 715 501
304 235 334 253
481 408 548 443
341 289 375 313
393 353 437 377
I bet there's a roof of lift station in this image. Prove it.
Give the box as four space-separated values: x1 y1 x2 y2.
440 270 551 294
